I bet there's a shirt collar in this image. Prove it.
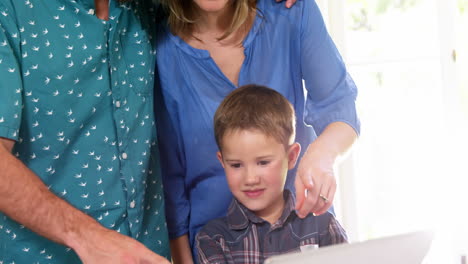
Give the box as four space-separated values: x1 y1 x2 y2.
227 190 296 230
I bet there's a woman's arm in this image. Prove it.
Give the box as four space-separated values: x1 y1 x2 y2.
170 234 195 264
154 63 193 261
295 0 360 217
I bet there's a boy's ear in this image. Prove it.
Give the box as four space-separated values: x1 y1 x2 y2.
216 151 225 168
287 143 301 170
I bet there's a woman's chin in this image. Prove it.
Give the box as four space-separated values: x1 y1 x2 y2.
194 0 230 13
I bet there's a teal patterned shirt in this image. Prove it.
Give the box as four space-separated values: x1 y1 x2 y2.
0 0 169 263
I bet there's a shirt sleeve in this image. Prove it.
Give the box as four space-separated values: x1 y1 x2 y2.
300 0 360 136
0 2 23 141
319 215 348 246
195 231 230 264
154 64 190 239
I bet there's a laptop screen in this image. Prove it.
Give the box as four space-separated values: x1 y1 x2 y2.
265 230 433 264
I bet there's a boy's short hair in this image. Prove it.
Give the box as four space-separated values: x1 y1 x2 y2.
214 84 296 150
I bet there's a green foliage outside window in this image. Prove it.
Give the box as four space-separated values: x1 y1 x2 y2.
459 0 468 13
347 0 419 31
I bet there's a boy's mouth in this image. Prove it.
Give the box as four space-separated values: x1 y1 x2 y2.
243 189 265 198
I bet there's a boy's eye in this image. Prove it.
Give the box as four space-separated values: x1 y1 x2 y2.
230 163 241 168
258 160 270 166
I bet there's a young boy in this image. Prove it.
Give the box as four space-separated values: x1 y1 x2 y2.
195 85 348 264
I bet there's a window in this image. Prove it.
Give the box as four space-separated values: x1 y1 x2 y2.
317 0 468 260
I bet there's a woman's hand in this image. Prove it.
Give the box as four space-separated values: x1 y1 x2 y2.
276 0 297 8
294 122 358 218
295 143 336 217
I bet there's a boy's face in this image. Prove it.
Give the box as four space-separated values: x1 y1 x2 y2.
217 129 300 222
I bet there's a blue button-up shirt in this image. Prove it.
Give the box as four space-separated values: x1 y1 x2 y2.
0 0 169 262
155 0 360 250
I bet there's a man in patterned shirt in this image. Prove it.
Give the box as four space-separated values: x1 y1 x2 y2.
0 0 171 263
196 85 348 263
0 0 297 263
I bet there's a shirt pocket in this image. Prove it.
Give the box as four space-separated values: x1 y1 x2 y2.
120 29 155 96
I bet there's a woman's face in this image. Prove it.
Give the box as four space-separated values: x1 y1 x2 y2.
193 0 231 13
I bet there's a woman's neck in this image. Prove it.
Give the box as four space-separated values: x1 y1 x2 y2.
187 6 255 47
194 4 235 37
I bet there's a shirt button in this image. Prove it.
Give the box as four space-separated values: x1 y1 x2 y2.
129 200 136 209
115 101 121 108
121 153 128 160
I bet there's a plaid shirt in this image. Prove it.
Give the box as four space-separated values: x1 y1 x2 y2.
195 190 347 264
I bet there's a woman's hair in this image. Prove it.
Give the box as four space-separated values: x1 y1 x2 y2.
160 0 256 40
214 84 296 150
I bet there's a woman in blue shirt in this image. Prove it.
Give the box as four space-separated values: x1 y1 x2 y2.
155 0 360 262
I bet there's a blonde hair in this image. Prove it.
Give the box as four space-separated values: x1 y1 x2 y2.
160 0 257 40
214 85 296 150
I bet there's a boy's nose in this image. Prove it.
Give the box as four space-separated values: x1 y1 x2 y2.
245 168 260 185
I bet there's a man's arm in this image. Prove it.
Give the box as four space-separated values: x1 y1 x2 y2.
0 138 169 264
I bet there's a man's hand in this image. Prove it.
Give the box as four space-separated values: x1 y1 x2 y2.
276 0 297 8
70 224 170 264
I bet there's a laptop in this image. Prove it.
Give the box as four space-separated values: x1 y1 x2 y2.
265 230 434 264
